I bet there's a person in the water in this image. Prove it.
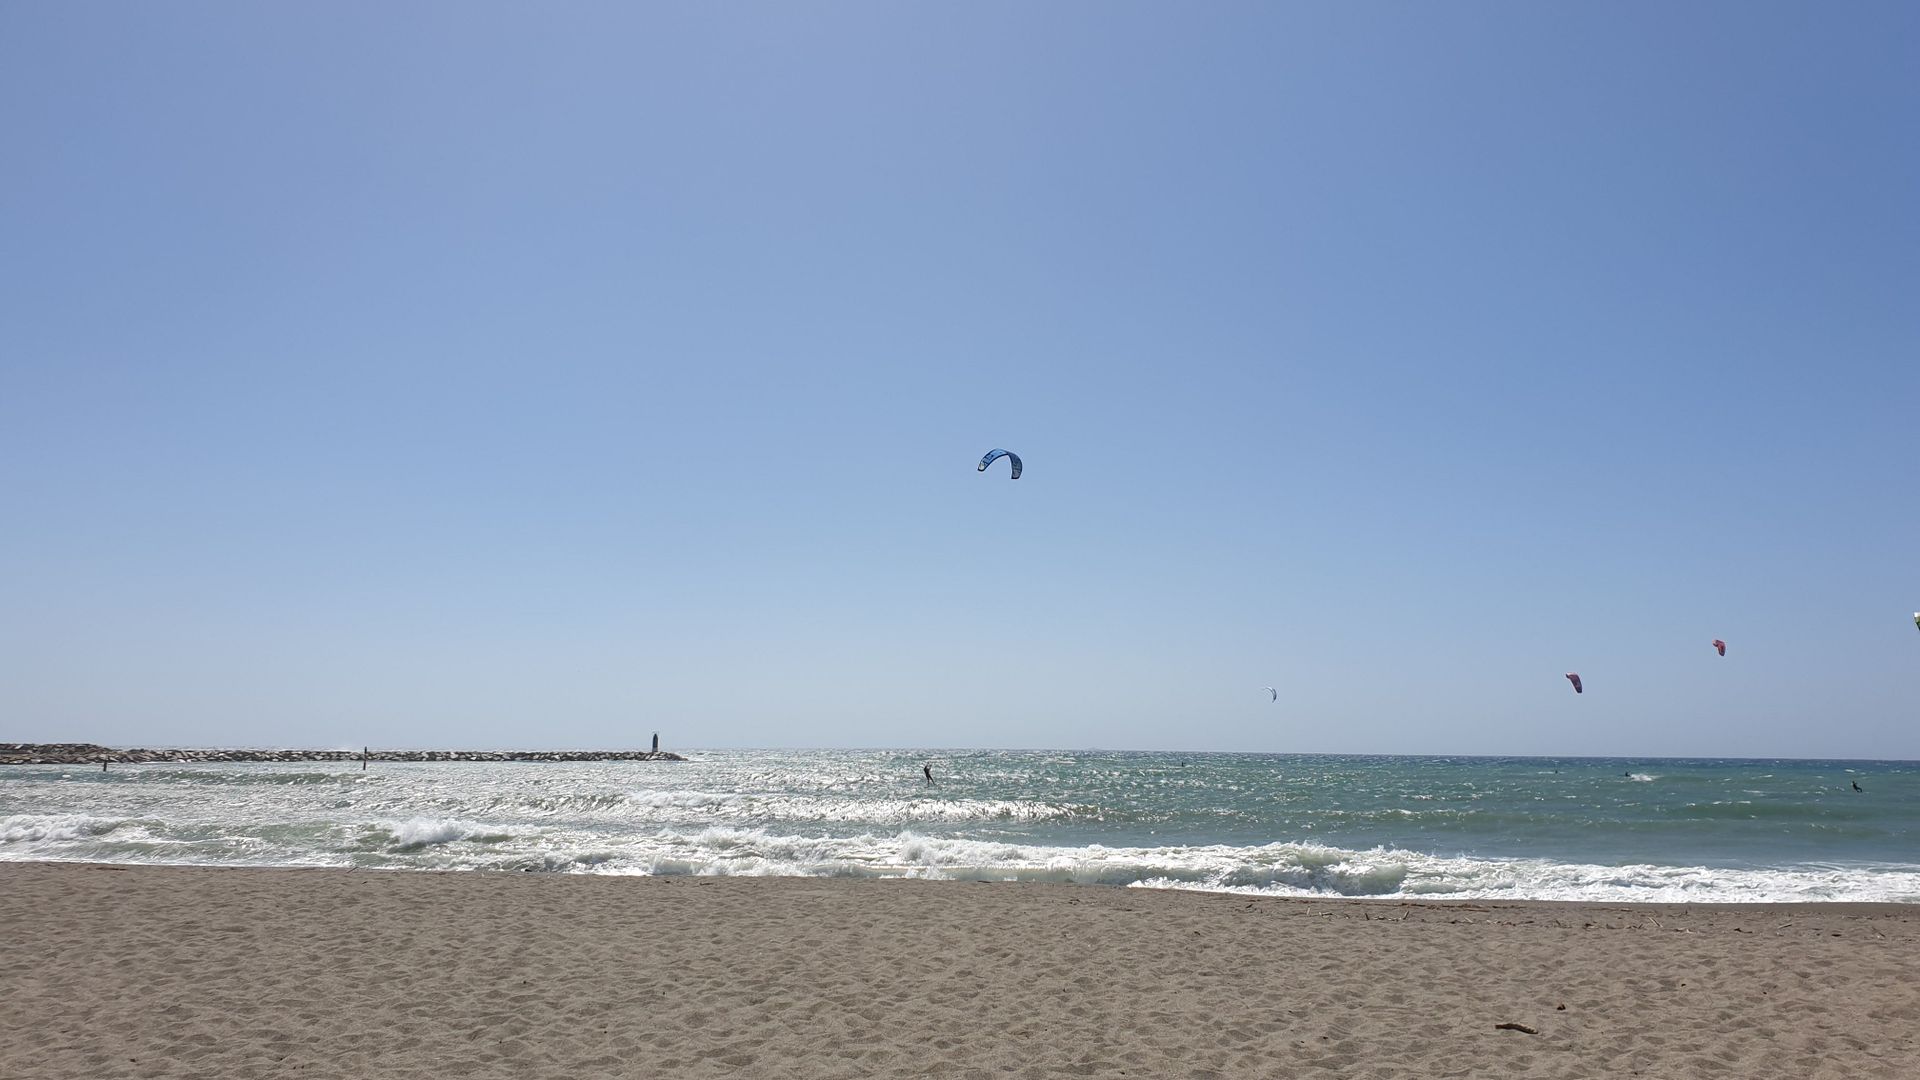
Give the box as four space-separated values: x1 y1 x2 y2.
923 763 934 786
1853 781 1864 792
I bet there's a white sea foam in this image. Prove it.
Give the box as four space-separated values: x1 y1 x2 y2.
1 813 117 845
534 827 1919 903
10 804 1919 901
379 819 516 851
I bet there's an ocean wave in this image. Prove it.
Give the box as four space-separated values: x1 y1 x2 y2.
486 792 635 816
363 819 519 852
0 814 245 861
1 813 125 845
8 809 1920 902
618 788 1091 826
1661 799 1869 823
844 834 1905 901
574 829 1920 902
8 754 1920 902
1374 856 1920 904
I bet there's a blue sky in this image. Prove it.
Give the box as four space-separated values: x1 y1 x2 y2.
2 4 1915 755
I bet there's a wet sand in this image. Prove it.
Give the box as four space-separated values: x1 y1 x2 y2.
2 862 1916 1078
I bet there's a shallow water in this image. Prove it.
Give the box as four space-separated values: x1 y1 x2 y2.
5 750 1916 902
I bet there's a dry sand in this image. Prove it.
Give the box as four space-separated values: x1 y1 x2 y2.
2 863 1916 1079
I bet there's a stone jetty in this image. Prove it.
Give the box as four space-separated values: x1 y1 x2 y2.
0 743 686 765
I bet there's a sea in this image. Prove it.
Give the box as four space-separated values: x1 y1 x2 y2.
4 750 1918 903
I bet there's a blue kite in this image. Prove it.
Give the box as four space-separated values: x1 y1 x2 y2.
977 448 1022 479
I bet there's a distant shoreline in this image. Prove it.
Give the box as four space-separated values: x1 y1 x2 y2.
0 743 685 765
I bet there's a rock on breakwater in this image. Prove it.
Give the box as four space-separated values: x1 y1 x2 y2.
0 744 687 765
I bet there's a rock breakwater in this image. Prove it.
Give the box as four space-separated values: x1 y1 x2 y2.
0 743 686 765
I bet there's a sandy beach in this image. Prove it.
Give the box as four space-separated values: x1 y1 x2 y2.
1 863 1915 1078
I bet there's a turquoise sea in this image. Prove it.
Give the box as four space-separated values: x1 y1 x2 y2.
4 751 1917 902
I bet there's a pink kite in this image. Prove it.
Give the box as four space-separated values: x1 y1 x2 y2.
1711 639 1726 657
1565 672 1583 694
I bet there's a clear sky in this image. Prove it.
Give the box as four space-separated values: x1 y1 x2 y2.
3 4 1915 756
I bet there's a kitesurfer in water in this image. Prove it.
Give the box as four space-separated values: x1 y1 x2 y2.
923 763 934 786
1853 781 1864 792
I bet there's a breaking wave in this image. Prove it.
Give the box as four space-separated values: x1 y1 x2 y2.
6 752 1919 902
